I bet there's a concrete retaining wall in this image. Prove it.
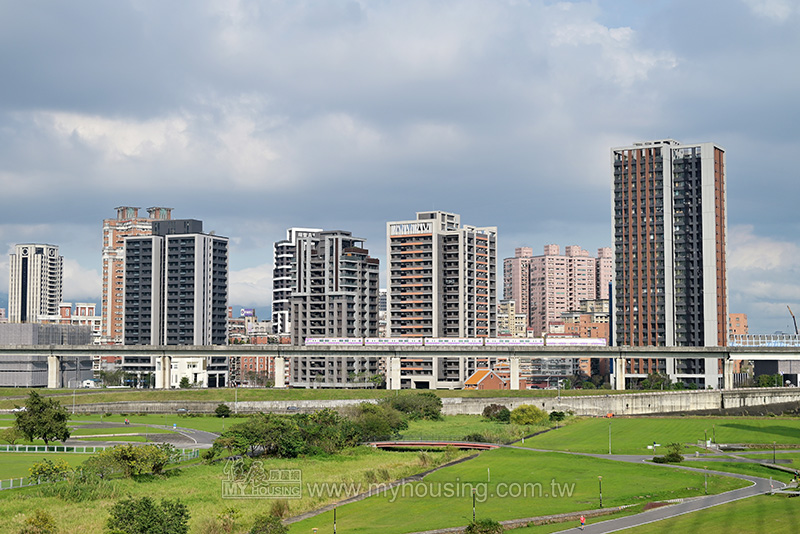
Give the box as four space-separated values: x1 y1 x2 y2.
47 387 800 417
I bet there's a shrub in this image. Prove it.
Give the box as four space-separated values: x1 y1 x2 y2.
248 514 287 534
510 405 548 425
548 411 566 422
482 404 510 423
463 433 488 443
352 403 408 441
107 496 190 534
270 499 291 519
464 518 503 534
215 404 232 418
385 392 443 420
18 509 57 534
29 458 71 483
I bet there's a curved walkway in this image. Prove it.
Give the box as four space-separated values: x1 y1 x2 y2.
63 422 218 449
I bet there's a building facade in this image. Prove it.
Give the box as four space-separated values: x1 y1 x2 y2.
503 247 533 320
123 219 229 387
497 299 528 337
272 228 323 335
289 231 380 344
102 206 173 344
528 245 598 337
8 244 63 324
612 139 727 388
386 211 497 338
612 139 727 348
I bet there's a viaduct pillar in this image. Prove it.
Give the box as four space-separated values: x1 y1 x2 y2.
274 356 286 388
47 354 61 389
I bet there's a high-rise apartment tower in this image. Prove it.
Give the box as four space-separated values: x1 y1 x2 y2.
8 244 63 323
612 139 727 347
289 231 380 344
386 211 497 338
123 219 229 346
272 228 322 335
102 206 172 343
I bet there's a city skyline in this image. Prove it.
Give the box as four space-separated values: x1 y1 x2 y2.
1 1 799 335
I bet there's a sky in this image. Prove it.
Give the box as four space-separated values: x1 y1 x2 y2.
1 0 799 335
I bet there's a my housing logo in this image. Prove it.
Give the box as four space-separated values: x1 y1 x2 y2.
221 460 302 499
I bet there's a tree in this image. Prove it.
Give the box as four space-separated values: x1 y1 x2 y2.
215 403 232 418
482 404 510 423
510 405 548 425
179 377 191 389
385 392 442 420
14 391 71 446
107 496 189 534
1 427 24 445
248 514 287 534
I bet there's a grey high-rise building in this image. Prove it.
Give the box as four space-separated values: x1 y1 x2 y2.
288 230 380 344
123 219 229 346
272 228 323 335
8 244 63 323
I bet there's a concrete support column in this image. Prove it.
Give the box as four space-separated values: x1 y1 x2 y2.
274 356 286 388
386 355 402 390
47 355 61 389
723 359 734 390
613 356 626 390
156 355 172 389
510 357 520 390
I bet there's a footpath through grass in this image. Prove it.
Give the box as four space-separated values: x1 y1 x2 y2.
522 416 800 455
287 447 748 534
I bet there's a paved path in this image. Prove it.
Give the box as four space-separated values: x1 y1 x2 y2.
64 422 218 449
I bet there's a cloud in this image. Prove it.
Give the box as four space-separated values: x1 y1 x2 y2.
229 262 273 308
62 259 101 302
741 0 798 21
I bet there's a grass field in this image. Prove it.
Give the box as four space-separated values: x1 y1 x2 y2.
286 447 748 534
0 452 94 479
521 417 800 455
613 494 799 533
0 447 459 534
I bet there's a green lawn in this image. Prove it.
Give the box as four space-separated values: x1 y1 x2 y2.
287 447 748 534
614 494 798 533
522 417 800 455
400 415 549 443
0 447 458 534
0 452 94 479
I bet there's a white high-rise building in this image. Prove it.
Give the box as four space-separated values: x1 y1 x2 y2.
272 228 323 335
8 244 63 323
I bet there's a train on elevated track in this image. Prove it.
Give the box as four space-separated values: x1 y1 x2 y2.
305 337 607 347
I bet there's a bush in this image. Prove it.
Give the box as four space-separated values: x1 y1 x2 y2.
215 404 232 418
463 433 488 443
464 518 503 534
510 405 548 425
548 411 566 422
29 458 71 483
482 404 510 423
249 514 287 534
107 496 190 534
352 403 408 441
385 392 442 420
18 509 57 534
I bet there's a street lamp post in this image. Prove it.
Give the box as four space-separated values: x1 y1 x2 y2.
773 441 777 464
704 466 708 494
472 489 476 522
598 476 603 508
608 421 612 455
